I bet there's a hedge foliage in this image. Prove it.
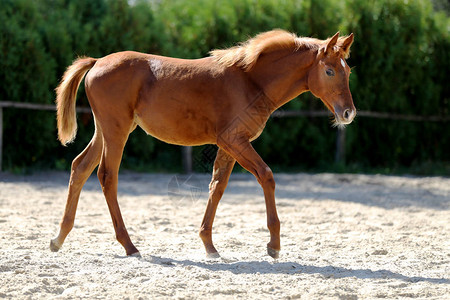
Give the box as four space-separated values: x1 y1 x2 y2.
0 0 449 173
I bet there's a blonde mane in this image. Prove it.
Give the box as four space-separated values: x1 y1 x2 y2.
210 29 351 71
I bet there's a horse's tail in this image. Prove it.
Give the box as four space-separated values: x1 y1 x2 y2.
56 57 97 146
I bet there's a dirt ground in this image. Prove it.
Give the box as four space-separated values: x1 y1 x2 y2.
0 171 449 299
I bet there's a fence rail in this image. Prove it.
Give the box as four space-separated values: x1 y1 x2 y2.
1 101 449 172
0 101 92 171
272 109 450 122
0 101 92 112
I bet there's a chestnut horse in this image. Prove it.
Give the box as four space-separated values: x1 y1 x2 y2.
50 30 355 258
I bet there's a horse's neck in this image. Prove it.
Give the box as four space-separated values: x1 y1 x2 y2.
249 49 316 111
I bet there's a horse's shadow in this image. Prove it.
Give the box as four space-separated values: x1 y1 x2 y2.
143 255 449 284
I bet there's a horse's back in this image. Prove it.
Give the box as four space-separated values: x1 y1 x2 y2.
85 51 224 97
83 51 223 145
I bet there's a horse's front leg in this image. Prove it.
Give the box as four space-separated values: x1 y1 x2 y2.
219 138 280 258
199 148 236 258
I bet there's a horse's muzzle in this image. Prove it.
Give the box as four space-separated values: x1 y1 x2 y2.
334 107 356 125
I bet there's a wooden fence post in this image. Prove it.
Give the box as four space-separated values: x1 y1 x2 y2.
182 146 193 174
335 127 346 164
0 106 3 172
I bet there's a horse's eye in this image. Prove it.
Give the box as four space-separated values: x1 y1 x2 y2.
326 69 335 76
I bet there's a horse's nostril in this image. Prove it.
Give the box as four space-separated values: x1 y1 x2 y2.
342 109 355 122
343 109 351 120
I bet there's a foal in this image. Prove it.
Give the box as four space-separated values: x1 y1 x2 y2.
50 30 355 258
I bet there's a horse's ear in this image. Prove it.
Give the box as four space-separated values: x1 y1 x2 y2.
325 32 340 56
341 33 354 57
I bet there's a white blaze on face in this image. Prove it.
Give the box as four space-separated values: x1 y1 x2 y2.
340 58 346 69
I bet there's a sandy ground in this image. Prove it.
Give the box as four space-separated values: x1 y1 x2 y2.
0 171 449 299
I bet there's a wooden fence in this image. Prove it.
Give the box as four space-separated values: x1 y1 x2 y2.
1 101 449 172
0 101 89 171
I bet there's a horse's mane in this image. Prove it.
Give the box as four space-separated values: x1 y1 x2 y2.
210 29 350 71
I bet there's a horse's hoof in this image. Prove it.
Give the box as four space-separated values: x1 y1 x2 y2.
129 251 142 258
50 239 61 252
267 247 280 259
206 252 221 259
127 247 141 257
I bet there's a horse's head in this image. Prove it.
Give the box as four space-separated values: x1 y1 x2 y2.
308 32 355 127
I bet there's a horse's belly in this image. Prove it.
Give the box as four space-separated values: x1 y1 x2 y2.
134 112 216 146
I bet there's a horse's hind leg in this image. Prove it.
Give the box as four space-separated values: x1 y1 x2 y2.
50 127 103 252
199 148 235 258
97 127 139 256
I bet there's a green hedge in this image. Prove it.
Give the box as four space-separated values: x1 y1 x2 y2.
0 0 448 174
